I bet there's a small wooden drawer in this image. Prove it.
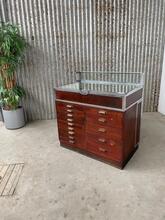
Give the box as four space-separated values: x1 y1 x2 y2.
58 120 83 137
86 136 122 162
56 102 85 124
56 101 84 112
57 110 85 124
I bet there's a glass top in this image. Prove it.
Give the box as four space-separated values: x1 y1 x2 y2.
56 72 144 97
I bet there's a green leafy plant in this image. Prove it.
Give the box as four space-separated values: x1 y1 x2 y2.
0 22 27 110
0 22 27 80
0 85 25 110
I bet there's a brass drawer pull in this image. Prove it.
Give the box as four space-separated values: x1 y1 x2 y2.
68 131 74 135
68 122 74 126
66 104 73 108
67 118 73 122
67 109 73 113
98 118 106 123
68 136 74 140
69 140 75 144
109 141 115 146
67 113 73 117
99 147 107 152
68 127 74 131
98 138 106 143
98 110 107 115
98 128 106 133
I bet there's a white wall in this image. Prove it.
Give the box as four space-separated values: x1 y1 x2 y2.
158 50 165 114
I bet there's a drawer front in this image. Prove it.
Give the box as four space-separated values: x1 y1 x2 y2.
86 136 123 162
56 101 85 124
86 108 123 128
56 101 83 112
58 120 85 149
86 123 123 141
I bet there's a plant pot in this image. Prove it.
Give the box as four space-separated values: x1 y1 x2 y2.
0 107 4 122
2 106 25 129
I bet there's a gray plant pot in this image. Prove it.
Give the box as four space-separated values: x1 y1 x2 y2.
2 106 25 129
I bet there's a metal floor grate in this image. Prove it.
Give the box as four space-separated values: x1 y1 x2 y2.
0 163 24 196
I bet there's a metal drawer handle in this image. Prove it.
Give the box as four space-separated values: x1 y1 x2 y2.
68 122 74 126
68 127 74 131
67 113 73 117
98 110 107 115
67 118 73 122
99 147 107 152
69 136 74 140
67 109 73 113
110 141 115 146
66 104 73 108
68 131 74 135
98 128 106 133
69 140 75 144
98 118 106 123
98 138 106 143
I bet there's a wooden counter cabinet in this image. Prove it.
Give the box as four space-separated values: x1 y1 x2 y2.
55 84 143 169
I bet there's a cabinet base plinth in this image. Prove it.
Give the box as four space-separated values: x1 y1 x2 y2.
60 144 139 169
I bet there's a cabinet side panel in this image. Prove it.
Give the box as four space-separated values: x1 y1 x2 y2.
123 104 137 160
136 102 142 144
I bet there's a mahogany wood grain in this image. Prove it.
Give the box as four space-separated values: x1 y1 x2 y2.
86 124 123 142
136 102 142 144
126 89 143 108
86 108 123 129
56 90 122 108
123 104 137 160
86 136 123 162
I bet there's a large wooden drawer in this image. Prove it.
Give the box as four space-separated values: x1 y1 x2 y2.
86 108 123 128
86 123 123 141
86 136 123 162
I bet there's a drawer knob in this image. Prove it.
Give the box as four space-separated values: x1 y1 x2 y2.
67 113 73 117
98 138 106 143
67 109 73 113
68 122 74 126
69 140 75 144
68 131 75 135
68 127 74 131
67 118 73 122
99 147 107 152
98 118 106 123
98 110 107 115
66 104 73 108
98 128 106 133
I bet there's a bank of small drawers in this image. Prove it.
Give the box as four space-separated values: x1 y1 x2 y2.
56 101 123 162
56 102 85 148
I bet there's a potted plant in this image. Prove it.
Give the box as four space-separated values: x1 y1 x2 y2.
0 22 27 129
0 85 26 129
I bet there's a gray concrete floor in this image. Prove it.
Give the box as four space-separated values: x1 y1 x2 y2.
0 113 165 220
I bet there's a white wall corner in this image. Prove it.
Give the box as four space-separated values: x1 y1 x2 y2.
158 49 165 114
